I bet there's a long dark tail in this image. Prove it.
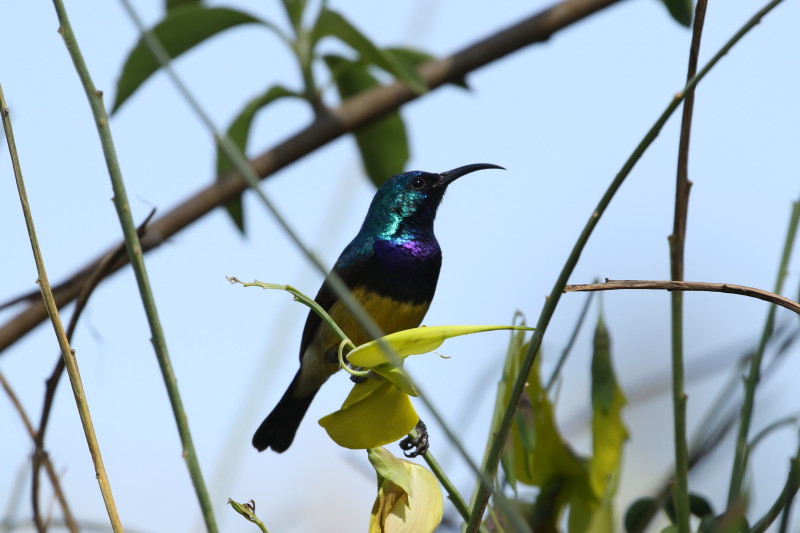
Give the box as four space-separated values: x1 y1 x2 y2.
252 370 318 453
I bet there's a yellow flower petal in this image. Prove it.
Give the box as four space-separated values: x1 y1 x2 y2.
319 380 419 449
347 325 533 368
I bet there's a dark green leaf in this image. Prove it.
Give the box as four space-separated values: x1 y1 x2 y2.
660 0 693 27
323 55 409 187
313 9 427 93
688 493 714 519
664 491 715 524
166 0 200 11
384 47 468 89
216 85 298 232
112 6 264 112
624 497 658 532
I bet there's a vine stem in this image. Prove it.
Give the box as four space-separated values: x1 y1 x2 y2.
0 83 124 532
49 1 218 530
465 1 787 529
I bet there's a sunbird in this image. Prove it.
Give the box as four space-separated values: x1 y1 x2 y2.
253 163 504 453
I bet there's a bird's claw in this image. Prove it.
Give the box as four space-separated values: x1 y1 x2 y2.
399 420 429 457
349 372 367 384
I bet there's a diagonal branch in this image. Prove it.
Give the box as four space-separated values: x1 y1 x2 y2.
0 0 623 353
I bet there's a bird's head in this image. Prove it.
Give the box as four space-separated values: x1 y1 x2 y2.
364 163 505 239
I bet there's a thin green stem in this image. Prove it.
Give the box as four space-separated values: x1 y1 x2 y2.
668 0 708 529
465 1 787 529
49 2 217 531
729 201 800 505
0 84 123 532
232 279 350 341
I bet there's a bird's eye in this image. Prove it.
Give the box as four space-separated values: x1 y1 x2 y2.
410 176 425 189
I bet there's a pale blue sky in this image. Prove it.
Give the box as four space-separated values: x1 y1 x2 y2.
2 1 800 531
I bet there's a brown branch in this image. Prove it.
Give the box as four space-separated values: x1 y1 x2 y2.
564 279 800 315
670 0 707 276
0 372 79 533
0 0 623 353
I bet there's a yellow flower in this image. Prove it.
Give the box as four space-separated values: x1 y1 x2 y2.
367 447 443 533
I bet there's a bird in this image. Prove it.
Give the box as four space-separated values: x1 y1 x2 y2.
252 163 505 453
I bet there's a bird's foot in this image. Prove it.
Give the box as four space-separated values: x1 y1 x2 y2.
349 369 367 384
399 420 429 457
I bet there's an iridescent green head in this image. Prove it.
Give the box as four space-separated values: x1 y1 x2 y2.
362 163 505 240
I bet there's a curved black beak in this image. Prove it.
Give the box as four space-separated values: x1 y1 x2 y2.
435 163 505 188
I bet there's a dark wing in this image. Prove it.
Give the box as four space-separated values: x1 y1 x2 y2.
296 244 374 361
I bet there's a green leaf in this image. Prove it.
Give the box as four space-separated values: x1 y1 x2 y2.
216 85 298 232
323 54 409 187
688 493 714 518
112 6 264 112
312 9 427 93
589 313 628 500
166 0 200 11
660 0 693 27
663 492 715 523
346 325 534 368
319 379 418 449
624 497 659 532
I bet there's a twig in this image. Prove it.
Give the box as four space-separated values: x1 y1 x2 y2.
49 0 218 530
1 83 124 531
0 372 79 533
668 1 707 530
465 2 788 529
0 0 623 353
31 209 154 532
564 279 800 315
